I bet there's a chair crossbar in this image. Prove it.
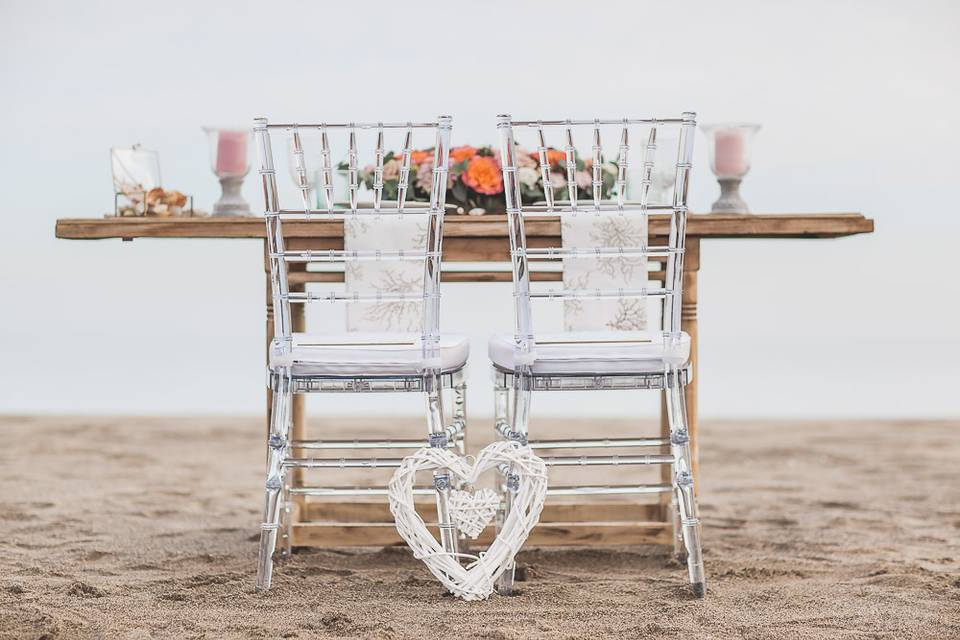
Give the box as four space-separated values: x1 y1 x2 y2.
265 121 441 130
509 117 687 128
527 287 672 301
272 368 465 394
289 487 437 497
271 207 439 218
529 437 670 449
545 484 672 496
517 246 679 259
290 439 455 450
516 203 682 214
273 249 439 263
541 454 674 467
288 419 464 451
282 457 405 469
282 291 435 303
490 366 692 391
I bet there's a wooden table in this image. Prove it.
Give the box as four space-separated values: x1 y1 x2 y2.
56 213 874 546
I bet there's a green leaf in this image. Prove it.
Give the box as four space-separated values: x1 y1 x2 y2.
451 180 468 203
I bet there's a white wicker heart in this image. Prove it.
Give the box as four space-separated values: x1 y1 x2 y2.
388 440 548 601
449 488 500 539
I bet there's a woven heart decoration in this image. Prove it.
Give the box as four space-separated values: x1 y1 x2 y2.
449 488 500 539
388 440 548 601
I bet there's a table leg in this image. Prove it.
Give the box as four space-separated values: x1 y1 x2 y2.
264 246 274 448
287 268 307 530
660 253 700 492
682 270 699 482
265 245 307 537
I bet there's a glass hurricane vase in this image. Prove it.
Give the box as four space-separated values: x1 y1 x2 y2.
700 123 761 213
203 127 253 216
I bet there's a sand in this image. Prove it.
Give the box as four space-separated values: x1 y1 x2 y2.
0 415 957 639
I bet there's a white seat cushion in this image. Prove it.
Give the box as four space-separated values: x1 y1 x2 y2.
488 331 690 375
272 333 469 377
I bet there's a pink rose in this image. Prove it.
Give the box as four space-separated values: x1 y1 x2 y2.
416 160 434 192
575 170 592 190
515 146 537 169
381 159 401 181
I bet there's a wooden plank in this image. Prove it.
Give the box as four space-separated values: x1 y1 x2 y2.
55 213 874 241
287 270 679 284
528 522 671 546
291 521 671 547
303 500 664 523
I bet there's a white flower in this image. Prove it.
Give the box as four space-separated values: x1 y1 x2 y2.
550 173 567 190
518 167 539 190
515 147 537 169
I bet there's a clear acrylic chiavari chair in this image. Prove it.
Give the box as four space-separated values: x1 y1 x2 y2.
253 116 469 592
491 113 705 597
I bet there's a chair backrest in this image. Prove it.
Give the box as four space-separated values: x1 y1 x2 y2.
254 116 453 369
496 113 696 363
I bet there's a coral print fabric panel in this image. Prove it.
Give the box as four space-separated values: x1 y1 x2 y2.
561 213 650 331
344 215 427 332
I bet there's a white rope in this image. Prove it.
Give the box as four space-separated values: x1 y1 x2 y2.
387 441 548 601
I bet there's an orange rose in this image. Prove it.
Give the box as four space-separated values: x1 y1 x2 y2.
450 145 478 164
409 149 432 164
546 148 567 166
462 156 503 195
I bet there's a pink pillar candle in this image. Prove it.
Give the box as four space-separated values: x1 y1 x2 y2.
713 129 748 178
215 130 248 175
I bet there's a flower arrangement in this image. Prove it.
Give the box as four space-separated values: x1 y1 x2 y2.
351 145 620 214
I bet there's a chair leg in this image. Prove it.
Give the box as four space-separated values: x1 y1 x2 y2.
452 382 470 555
495 369 532 596
279 480 292 559
425 372 458 559
512 368 533 443
666 369 706 598
492 380 515 595
256 374 292 593
671 492 686 563
453 382 467 457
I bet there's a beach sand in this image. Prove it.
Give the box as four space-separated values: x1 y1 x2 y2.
0 415 957 639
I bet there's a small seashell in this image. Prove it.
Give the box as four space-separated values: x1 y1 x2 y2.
164 190 187 207
145 187 165 206
467 207 486 216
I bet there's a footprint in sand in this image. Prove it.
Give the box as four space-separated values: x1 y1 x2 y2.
67 581 107 598
817 500 862 510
